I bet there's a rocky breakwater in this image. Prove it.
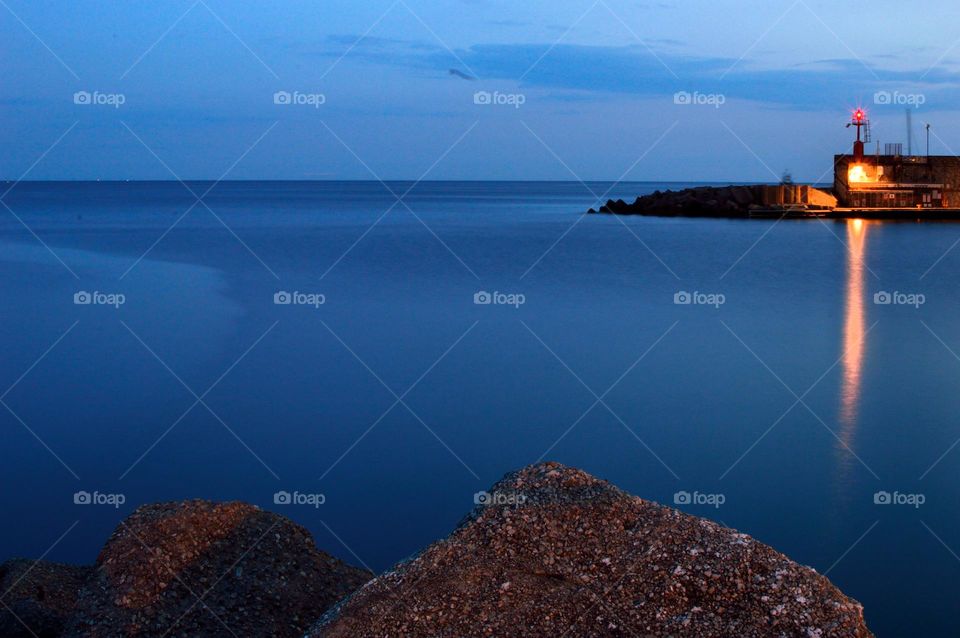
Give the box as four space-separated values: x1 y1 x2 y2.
589 184 837 217
310 462 872 638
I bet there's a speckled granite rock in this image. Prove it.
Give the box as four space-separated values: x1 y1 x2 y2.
309 463 873 638
62 500 371 638
0 559 91 637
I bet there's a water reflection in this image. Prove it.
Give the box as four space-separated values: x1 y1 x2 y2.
839 219 868 454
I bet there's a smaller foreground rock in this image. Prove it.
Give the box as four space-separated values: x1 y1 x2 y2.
310 462 872 638
63 500 371 638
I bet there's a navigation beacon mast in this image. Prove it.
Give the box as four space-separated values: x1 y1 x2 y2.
847 109 871 162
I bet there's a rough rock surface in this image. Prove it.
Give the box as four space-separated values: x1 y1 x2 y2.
588 185 836 217
62 500 371 638
310 463 873 638
0 559 91 637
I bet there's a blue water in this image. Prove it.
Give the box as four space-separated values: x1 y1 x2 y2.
2 181 960 636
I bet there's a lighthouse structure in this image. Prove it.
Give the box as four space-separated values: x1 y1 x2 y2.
851 109 867 162
835 108 959 210
844 109 874 186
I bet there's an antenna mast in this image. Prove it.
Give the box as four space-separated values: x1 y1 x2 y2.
906 109 913 156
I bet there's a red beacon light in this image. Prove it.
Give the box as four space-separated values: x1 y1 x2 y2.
854 109 864 122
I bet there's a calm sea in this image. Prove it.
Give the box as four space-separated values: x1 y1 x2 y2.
2 181 959 635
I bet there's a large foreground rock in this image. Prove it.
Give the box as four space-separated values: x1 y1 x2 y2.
310 463 872 637
0 559 91 637
63 500 371 638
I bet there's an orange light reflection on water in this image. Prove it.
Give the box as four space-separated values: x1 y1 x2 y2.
839 219 867 443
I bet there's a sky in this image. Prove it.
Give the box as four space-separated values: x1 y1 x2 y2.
3 0 960 181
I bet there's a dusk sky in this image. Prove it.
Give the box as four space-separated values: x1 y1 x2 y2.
4 0 960 181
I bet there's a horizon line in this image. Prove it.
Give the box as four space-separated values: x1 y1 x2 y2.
1 178 831 185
